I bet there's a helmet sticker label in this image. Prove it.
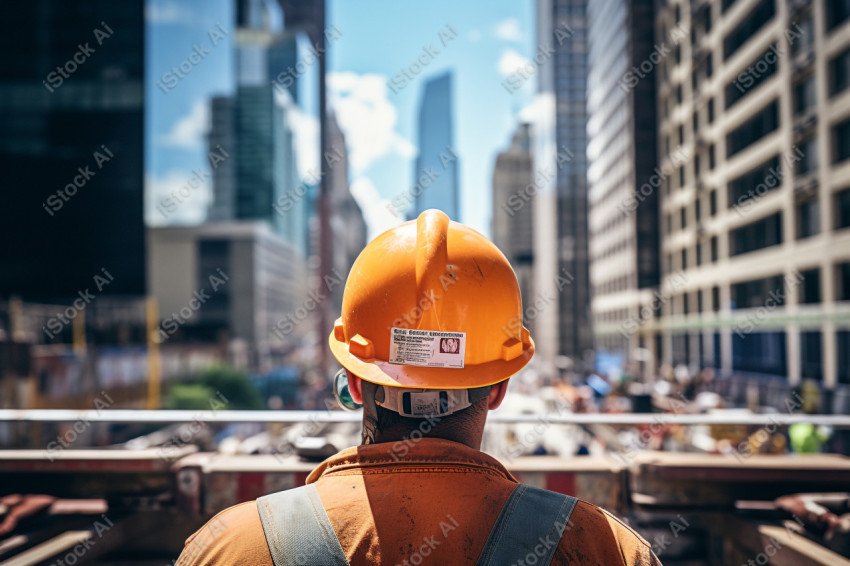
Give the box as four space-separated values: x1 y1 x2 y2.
389 328 466 368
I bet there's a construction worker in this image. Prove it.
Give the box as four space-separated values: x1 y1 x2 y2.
177 210 659 565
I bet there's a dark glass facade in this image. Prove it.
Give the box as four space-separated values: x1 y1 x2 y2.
538 0 594 362
0 1 145 301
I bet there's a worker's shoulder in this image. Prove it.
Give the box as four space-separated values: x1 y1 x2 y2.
557 499 660 566
176 501 273 566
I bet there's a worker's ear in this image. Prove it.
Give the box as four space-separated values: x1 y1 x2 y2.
487 379 509 410
347 372 363 404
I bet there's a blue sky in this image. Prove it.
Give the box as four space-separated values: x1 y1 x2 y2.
145 0 536 238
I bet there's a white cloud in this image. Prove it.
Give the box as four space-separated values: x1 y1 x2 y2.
467 29 483 43
494 18 523 42
327 71 415 175
519 92 553 125
288 106 320 180
160 100 209 149
273 87 320 179
498 49 532 79
146 1 195 25
350 177 404 240
145 170 211 226
519 93 556 169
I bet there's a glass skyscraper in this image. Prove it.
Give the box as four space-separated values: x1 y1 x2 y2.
534 0 593 370
412 71 460 220
208 0 314 259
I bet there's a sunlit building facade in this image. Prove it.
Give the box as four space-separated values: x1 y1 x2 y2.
148 222 304 371
656 0 850 403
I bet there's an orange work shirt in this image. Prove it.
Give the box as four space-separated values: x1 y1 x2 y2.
177 438 660 565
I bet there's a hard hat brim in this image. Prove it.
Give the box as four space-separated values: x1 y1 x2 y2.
328 331 535 390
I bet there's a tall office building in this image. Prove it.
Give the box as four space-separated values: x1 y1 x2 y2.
208 0 313 259
534 0 593 372
0 1 145 301
326 112 367 311
492 123 535 322
413 72 460 220
586 0 660 379
655 0 850 398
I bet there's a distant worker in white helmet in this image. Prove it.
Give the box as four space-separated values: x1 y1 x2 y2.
178 210 660 565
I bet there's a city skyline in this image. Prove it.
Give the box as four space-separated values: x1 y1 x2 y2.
146 0 537 239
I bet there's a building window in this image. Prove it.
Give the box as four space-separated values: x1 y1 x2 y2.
696 241 703 265
710 235 719 262
709 190 718 215
709 143 716 169
796 136 818 176
680 207 687 229
829 47 850 97
796 198 820 239
800 332 823 381
695 198 702 221
727 155 781 207
681 248 688 270
707 98 715 123
727 101 779 158
732 331 787 376
837 261 850 300
835 187 850 230
693 112 700 134
726 45 778 109
729 212 783 256
832 117 850 163
712 285 721 311
826 0 850 33
794 76 816 116
799 268 821 304
732 274 786 309
724 0 776 60
678 124 685 145
678 165 686 188
698 290 704 312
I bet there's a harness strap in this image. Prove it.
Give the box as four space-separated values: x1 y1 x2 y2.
256 482 576 566
257 484 350 566
476 484 578 566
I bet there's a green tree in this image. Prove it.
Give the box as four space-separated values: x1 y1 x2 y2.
164 365 264 410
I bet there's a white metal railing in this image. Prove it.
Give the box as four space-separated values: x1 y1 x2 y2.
0 410 848 427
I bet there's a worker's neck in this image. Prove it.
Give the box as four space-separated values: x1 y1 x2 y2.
368 426 484 450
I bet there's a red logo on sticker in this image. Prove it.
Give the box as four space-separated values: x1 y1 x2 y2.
439 338 460 354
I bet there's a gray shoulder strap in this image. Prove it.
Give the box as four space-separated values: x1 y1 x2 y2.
477 484 578 566
256 484 350 566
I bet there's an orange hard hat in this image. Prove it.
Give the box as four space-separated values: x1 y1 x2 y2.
328 209 534 390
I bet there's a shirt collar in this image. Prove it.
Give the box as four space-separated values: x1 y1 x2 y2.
307 437 517 483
